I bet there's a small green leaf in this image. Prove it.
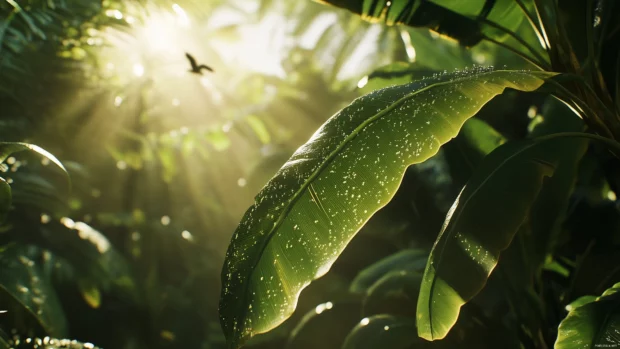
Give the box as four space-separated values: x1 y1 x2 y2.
542 259 570 278
220 69 554 348
341 315 418 349
350 249 427 293
78 280 102 309
556 282 620 349
417 137 571 340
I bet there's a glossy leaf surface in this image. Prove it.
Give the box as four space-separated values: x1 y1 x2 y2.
220 69 553 348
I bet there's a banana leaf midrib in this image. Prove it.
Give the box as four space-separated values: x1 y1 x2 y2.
231 70 516 336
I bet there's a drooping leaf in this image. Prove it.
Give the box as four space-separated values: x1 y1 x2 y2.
314 0 524 46
417 136 580 340
219 68 553 348
350 248 427 293
341 315 419 349
0 244 67 337
556 282 620 348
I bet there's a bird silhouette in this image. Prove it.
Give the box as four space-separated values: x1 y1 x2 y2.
185 52 214 74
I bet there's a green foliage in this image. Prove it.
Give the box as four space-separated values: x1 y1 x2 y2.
556 282 620 348
2 0 620 348
221 0 620 348
219 69 551 347
315 0 523 47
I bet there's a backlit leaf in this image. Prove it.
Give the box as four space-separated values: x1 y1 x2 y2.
220 69 553 348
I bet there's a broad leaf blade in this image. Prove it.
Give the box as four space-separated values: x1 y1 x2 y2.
417 138 567 340
220 69 553 348
556 282 620 349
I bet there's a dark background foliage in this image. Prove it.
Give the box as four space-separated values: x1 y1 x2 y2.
1 1 619 349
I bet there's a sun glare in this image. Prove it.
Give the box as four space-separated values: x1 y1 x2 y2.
132 63 145 77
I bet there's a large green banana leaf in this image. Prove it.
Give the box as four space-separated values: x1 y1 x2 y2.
219 69 554 348
315 0 525 46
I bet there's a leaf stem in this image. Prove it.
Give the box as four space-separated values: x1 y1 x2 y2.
533 132 620 156
543 79 615 138
556 73 617 117
514 0 548 50
616 52 620 113
532 0 552 50
481 36 546 70
480 19 550 70
586 0 597 81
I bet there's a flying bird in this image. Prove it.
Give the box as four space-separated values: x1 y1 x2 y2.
185 52 214 75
